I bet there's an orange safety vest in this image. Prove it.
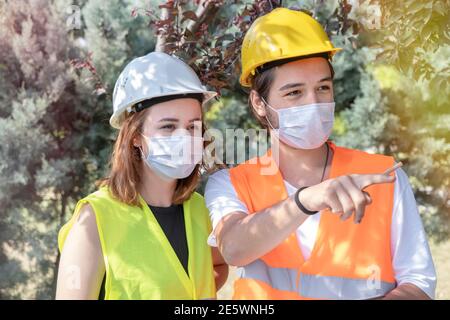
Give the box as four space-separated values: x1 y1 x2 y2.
229 141 396 300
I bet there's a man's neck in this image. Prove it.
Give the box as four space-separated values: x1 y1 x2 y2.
271 136 332 189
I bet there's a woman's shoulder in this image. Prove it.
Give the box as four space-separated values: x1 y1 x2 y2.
58 194 99 253
189 191 208 207
82 186 113 201
80 186 127 208
70 186 132 226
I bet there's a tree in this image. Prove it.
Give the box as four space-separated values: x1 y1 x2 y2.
0 0 156 298
2 0 446 299
336 0 450 241
0 0 85 298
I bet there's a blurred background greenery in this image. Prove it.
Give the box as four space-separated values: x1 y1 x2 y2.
0 0 448 299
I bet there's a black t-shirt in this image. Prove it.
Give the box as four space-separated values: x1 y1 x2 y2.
98 203 189 299
148 203 189 275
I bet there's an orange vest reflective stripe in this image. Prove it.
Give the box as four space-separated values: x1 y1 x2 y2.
229 142 396 300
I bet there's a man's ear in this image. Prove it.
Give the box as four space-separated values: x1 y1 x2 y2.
249 90 267 118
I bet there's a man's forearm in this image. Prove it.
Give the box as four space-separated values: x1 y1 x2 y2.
217 194 308 266
381 283 431 300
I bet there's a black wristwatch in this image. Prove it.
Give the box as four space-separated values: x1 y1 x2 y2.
294 187 318 215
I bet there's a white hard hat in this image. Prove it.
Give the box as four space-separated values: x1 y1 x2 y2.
110 51 217 129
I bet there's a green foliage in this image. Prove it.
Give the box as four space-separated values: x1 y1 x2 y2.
0 0 79 298
335 0 450 241
0 0 156 299
82 0 157 88
0 0 448 300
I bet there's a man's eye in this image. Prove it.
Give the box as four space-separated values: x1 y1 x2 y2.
188 121 203 131
318 85 330 92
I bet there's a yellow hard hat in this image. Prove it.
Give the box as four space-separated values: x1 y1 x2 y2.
240 8 341 87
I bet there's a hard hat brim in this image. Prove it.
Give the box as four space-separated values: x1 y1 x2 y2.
110 90 217 129
240 47 342 87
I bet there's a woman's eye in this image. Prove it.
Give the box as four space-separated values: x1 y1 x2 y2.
286 90 302 97
160 124 176 130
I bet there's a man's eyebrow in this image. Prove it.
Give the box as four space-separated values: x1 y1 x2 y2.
279 82 305 91
189 118 202 123
279 76 333 91
319 76 333 82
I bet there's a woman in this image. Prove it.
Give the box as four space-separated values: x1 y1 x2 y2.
205 8 436 300
56 52 228 299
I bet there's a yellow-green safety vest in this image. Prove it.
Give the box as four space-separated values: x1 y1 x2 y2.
58 187 216 300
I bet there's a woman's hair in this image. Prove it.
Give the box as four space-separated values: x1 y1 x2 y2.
249 54 335 128
97 106 206 207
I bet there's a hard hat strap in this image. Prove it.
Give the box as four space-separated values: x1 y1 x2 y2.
255 52 332 77
131 93 204 113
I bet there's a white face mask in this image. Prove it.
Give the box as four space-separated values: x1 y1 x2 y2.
262 98 335 149
140 134 203 180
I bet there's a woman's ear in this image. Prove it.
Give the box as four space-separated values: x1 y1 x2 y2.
249 90 267 118
132 134 142 149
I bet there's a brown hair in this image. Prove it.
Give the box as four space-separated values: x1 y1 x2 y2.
249 67 277 129
97 108 205 207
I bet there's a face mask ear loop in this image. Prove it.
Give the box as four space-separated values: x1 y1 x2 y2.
260 95 278 130
138 146 145 160
139 133 148 160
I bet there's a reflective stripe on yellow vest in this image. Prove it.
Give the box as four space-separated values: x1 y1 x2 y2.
58 187 216 300
229 141 396 300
